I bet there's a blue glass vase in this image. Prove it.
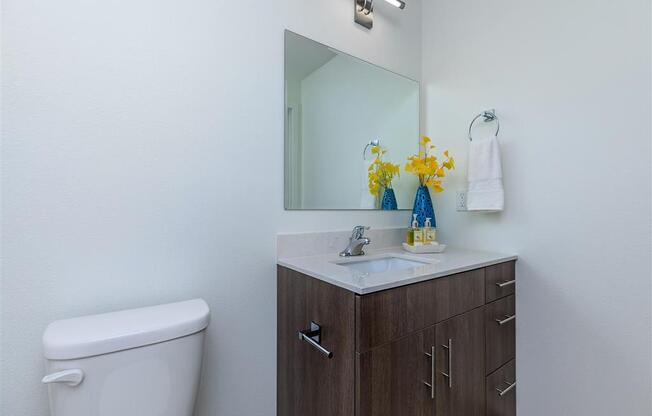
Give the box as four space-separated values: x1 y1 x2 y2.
412 185 436 227
381 188 398 210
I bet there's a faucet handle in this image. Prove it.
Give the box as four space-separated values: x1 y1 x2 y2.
351 225 370 240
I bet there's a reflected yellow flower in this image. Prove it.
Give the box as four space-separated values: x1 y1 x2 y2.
368 144 401 196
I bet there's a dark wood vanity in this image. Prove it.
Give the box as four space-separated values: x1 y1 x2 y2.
277 260 517 416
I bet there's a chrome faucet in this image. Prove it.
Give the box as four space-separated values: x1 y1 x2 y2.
340 226 371 257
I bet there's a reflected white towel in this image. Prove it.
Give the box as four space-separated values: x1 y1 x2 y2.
467 135 504 211
360 160 376 208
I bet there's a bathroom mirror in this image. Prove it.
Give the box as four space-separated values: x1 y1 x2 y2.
284 30 419 210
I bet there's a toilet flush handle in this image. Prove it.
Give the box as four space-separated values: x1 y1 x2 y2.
42 369 84 387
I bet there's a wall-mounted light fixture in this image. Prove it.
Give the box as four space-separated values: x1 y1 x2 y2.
384 0 406 9
354 0 405 29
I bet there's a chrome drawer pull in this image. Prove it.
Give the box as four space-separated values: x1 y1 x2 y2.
496 380 516 396
496 279 516 288
298 321 333 358
422 346 435 399
495 314 516 325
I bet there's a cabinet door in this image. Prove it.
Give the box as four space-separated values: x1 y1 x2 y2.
435 308 485 416
356 327 436 416
486 360 516 416
277 267 356 416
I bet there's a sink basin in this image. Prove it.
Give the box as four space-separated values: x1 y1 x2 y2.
336 255 431 274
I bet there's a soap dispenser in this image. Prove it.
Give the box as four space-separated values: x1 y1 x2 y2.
407 214 423 246
424 217 436 244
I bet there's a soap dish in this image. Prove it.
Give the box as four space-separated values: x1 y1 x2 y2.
402 242 447 254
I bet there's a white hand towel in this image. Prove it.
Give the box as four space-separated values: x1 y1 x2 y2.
360 160 376 209
467 135 504 211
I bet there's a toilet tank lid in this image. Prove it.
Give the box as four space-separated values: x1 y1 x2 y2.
43 299 210 360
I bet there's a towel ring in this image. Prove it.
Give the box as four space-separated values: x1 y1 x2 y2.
468 109 500 141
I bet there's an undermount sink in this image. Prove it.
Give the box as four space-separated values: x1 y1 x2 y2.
335 255 432 274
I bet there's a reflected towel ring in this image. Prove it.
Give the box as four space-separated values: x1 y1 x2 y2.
468 109 500 141
363 138 380 160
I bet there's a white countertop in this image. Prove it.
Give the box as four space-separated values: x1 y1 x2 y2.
278 246 518 295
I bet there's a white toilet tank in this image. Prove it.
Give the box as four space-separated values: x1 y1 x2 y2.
42 299 210 416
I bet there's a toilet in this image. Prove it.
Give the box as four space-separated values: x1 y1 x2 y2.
41 299 210 416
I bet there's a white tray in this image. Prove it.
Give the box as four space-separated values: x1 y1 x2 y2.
402 242 447 254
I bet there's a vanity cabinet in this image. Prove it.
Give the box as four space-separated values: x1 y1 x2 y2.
277 260 517 416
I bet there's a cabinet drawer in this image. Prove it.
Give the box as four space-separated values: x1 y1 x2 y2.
485 261 516 303
486 360 516 416
356 269 485 352
485 295 515 375
433 268 485 323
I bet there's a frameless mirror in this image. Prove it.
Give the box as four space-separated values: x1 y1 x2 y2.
284 31 419 210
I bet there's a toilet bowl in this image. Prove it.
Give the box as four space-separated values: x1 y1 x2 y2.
42 299 210 416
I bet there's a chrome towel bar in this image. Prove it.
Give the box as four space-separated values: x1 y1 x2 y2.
298 322 333 358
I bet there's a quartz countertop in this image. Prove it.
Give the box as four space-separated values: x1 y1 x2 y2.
278 246 518 295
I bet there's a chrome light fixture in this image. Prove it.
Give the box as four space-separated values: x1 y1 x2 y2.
384 0 406 9
354 0 406 29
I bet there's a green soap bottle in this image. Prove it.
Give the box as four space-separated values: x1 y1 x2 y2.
406 227 414 245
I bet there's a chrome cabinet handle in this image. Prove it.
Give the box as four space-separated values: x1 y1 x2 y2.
496 380 516 396
440 339 452 388
496 279 516 288
423 346 435 399
495 314 516 325
298 322 333 358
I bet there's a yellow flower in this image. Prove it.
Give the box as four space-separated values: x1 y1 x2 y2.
405 136 455 192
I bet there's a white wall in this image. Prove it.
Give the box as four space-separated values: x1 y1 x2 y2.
301 54 419 209
422 1 651 415
1 0 421 415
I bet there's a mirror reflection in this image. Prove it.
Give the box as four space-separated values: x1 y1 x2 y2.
284 31 419 210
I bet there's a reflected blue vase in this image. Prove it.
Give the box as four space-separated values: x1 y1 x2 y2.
412 185 436 227
381 188 398 210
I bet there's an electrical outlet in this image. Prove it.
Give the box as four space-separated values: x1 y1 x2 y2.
456 190 468 211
